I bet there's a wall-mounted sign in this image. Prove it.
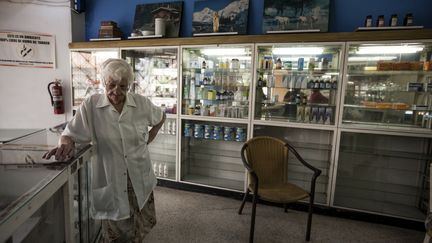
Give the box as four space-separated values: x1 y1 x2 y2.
0 31 55 69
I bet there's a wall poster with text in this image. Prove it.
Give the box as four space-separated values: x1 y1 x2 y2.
0 31 55 68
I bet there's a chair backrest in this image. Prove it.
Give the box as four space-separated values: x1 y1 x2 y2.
243 136 288 186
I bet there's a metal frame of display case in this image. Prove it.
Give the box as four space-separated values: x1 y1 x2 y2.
331 128 432 220
178 44 255 192
251 42 346 206
120 46 181 182
338 39 432 135
253 42 346 130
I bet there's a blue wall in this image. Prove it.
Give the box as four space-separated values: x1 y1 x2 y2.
85 0 432 40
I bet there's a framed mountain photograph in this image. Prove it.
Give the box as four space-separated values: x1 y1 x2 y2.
263 0 330 33
192 0 249 36
132 1 183 38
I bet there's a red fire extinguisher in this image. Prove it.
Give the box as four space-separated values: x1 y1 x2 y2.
48 79 64 114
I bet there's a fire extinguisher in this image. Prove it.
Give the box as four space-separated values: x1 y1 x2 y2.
48 79 64 114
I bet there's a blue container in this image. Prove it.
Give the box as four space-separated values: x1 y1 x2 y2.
184 122 193 137
223 127 234 141
194 124 204 139
212 125 223 140
204 124 213 139
235 127 246 142
297 58 304 71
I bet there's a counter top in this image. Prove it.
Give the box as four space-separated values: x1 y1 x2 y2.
0 127 92 242
0 129 44 144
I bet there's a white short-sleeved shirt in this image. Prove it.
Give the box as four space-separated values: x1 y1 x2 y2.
63 93 163 220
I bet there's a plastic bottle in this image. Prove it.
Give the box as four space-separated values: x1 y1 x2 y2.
404 13 413 26
389 14 398 27
163 163 168 177
158 163 163 177
153 163 158 176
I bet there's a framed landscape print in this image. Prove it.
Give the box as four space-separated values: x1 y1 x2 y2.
132 1 183 37
193 0 249 36
263 0 330 33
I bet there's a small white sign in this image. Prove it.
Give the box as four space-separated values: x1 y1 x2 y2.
0 31 55 69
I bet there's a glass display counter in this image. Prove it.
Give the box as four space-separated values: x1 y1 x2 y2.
181 45 253 119
333 130 431 220
253 125 334 204
342 41 432 132
0 128 96 243
254 43 344 125
180 119 247 191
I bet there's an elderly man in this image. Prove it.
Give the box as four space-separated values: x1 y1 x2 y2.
44 58 165 242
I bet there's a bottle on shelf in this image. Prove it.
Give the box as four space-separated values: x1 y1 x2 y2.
364 15 373 27
389 14 398 27
276 58 282 69
308 57 315 71
377 15 385 27
158 163 163 177
404 13 413 26
298 58 304 71
163 163 168 178
153 163 158 176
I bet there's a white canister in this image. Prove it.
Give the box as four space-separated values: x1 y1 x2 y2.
155 18 166 36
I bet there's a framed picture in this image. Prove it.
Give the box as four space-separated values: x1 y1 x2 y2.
132 1 183 37
192 0 249 36
263 0 330 33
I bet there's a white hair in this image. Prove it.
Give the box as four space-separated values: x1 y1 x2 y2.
100 58 134 85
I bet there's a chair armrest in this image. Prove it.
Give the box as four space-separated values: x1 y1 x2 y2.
286 143 322 178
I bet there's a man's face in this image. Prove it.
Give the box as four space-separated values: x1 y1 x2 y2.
105 77 128 105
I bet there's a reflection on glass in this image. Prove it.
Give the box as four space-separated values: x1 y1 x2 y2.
122 48 178 113
71 50 118 107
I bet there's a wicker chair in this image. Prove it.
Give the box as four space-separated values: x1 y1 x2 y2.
238 136 322 242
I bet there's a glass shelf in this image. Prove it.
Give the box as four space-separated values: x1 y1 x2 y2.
255 43 344 123
181 45 253 119
342 41 432 130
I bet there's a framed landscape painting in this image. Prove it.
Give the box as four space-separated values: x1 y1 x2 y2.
193 0 249 36
132 1 183 37
263 0 330 33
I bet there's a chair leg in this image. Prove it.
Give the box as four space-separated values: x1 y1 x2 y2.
249 193 258 243
306 196 314 241
284 203 287 213
238 188 250 215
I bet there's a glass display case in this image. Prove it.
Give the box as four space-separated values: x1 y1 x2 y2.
122 47 179 114
122 47 179 181
342 41 432 131
180 119 247 191
253 125 334 204
181 45 253 119
333 131 431 220
149 117 177 181
254 43 344 125
70 49 119 107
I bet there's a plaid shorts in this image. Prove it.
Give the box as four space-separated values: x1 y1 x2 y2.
100 175 156 243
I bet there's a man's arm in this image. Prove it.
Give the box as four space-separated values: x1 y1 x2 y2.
147 112 166 144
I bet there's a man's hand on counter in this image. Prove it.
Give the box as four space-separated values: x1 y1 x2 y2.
43 135 75 161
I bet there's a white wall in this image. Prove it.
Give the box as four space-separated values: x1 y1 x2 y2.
0 0 73 128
